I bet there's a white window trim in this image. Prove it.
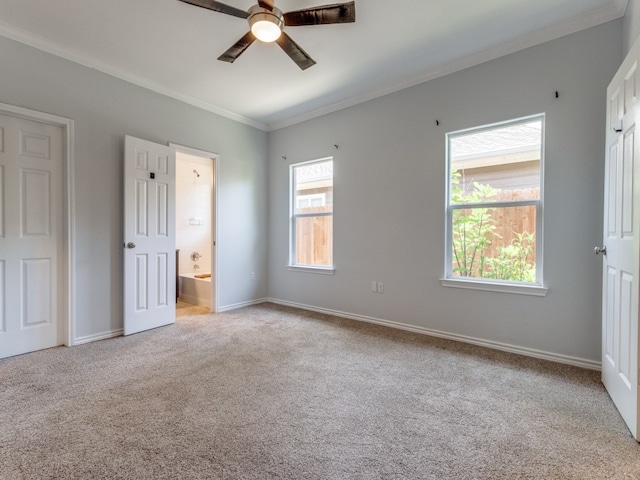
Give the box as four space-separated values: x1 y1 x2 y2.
288 265 336 274
440 278 548 296
296 193 326 208
289 157 334 272
444 114 546 294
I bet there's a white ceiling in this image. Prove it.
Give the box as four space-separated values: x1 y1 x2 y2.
0 0 627 130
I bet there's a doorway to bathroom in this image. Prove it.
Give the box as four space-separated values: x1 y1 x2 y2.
173 144 218 314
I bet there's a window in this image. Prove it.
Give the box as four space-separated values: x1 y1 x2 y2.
290 158 334 272
443 115 546 295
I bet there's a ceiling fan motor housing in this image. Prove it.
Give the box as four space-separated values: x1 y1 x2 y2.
248 5 284 42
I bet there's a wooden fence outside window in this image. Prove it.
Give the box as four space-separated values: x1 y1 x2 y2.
295 206 333 266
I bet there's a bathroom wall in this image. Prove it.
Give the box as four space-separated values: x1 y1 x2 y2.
176 152 213 277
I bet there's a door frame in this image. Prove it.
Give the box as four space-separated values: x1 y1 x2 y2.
0 102 76 347
169 143 220 313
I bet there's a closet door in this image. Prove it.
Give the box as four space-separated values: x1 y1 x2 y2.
0 113 64 358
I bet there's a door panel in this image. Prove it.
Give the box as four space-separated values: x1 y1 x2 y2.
22 169 51 236
0 113 63 359
605 266 616 366
610 87 622 131
124 136 175 335
607 143 618 235
623 128 635 235
136 179 148 236
136 254 148 311
157 182 169 236
620 272 633 387
22 258 52 327
157 253 169 307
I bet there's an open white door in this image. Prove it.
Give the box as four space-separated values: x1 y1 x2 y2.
124 136 176 335
601 37 640 440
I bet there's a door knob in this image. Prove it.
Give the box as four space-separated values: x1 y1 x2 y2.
126 242 136 249
594 246 607 255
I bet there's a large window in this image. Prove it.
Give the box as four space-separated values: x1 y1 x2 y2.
444 115 546 294
290 158 334 271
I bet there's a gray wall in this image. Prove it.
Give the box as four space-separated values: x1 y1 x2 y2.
267 20 622 365
624 0 640 53
0 36 268 341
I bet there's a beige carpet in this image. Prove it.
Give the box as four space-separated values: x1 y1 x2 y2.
1 303 639 479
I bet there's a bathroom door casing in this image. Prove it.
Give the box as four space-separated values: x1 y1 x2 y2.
123 135 176 335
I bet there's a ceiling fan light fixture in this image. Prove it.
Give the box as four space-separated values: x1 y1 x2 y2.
251 19 281 42
249 7 284 43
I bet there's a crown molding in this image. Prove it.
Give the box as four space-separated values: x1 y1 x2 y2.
0 21 268 131
266 2 626 131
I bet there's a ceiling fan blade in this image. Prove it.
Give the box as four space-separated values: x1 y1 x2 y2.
217 31 256 63
284 1 355 26
275 32 316 70
178 0 248 19
257 0 275 11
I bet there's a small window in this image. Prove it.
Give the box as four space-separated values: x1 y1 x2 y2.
290 158 334 271
444 115 545 292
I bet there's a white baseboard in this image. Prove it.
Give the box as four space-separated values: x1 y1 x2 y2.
267 298 601 371
73 329 123 346
217 297 269 313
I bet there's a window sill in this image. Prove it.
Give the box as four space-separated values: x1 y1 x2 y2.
440 278 548 296
288 265 335 275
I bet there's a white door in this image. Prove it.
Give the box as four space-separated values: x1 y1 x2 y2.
0 113 64 359
124 136 176 335
601 36 640 440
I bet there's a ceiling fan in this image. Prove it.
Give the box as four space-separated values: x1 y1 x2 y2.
178 0 356 70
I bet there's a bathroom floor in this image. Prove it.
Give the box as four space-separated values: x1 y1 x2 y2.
176 300 211 318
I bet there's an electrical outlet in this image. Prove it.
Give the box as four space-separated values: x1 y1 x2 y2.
250 272 256 281
377 282 384 293
371 281 377 293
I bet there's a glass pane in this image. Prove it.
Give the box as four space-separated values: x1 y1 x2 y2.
450 120 542 205
295 160 333 215
295 215 333 266
451 205 536 282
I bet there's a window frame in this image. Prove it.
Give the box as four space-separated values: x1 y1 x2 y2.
442 114 548 296
288 157 335 274
296 193 327 209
